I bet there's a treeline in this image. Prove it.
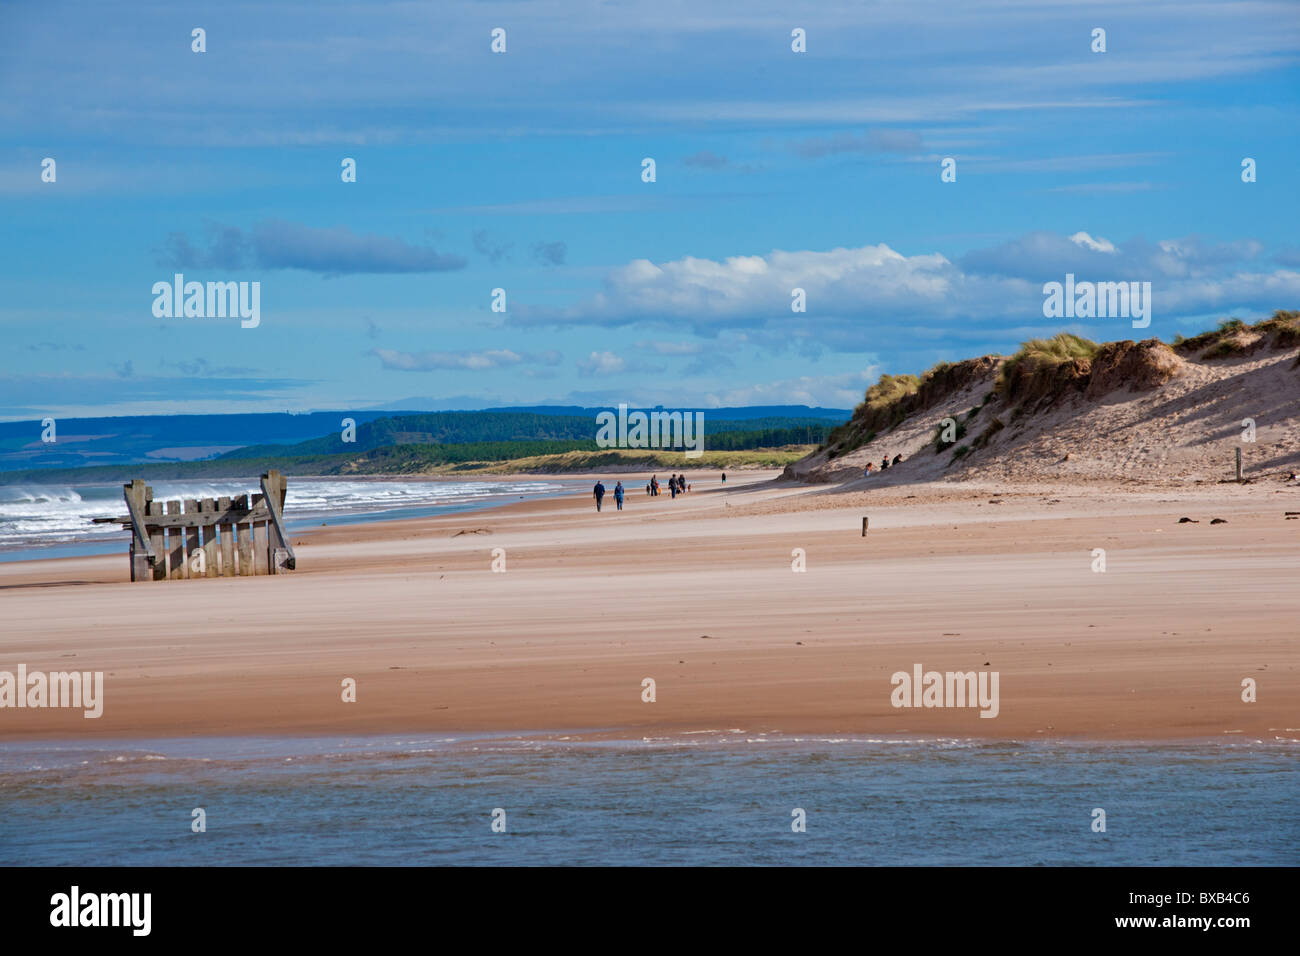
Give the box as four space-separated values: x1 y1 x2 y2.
223 412 841 458
0 430 824 483
700 424 834 449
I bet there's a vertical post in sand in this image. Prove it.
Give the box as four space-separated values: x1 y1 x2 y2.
167 500 185 579
184 500 201 577
260 470 295 573
147 496 166 580
1236 447 1243 482
233 494 253 576
123 479 154 582
862 516 869 536
218 496 234 577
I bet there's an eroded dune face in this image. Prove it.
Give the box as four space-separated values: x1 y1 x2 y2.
787 326 1300 488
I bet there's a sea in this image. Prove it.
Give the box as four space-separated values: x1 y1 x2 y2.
0 734 1295 866
0 478 584 560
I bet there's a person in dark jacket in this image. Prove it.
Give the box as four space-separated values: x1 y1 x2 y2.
593 480 606 512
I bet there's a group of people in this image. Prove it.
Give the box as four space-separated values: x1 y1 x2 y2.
593 472 723 511
864 454 903 477
646 473 689 498
591 479 625 511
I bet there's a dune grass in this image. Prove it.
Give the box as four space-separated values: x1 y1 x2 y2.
995 333 1100 396
1171 313 1300 358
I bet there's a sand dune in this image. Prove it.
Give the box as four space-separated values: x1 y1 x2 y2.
787 330 1300 488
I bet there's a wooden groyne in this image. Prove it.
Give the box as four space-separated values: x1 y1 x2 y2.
94 470 295 581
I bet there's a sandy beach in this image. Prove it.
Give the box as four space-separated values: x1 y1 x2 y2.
1 471 1295 742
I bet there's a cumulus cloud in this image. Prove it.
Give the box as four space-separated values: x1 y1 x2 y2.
1069 231 1118 254
509 232 1300 351
576 350 627 376
155 220 466 276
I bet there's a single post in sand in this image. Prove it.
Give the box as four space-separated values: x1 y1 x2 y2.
862 516 869 536
123 479 155 582
260 470 296 572
1236 447 1243 482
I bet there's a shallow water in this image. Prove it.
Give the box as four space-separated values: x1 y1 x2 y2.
1 734 1295 865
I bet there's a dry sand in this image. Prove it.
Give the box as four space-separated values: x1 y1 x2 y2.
1 470 1297 742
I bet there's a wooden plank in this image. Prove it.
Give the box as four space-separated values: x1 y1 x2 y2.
218 496 234 577
91 503 271 529
167 500 185 579
123 480 155 580
184 500 201 577
200 499 219 578
260 470 295 572
148 500 167 580
252 521 265 575
234 495 253 576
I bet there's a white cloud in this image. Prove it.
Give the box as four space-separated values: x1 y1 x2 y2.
705 369 878 409
1069 232 1118 254
512 233 1300 351
576 351 627 376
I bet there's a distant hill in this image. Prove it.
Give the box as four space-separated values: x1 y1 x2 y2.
489 404 851 420
0 411 406 472
224 410 843 459
0 405 849 473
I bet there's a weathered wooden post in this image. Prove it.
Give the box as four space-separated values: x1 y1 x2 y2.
166 500 185 579
147 495 166 580
123 479 155 582
260 470 296 573
234 494 254 575
218 496 235 576
862 516 869 536
1236 447 1243 482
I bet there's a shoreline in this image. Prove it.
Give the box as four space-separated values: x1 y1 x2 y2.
1 471 1296 743
4 728 1295 757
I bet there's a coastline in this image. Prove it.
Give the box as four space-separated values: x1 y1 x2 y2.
1 470 1296 743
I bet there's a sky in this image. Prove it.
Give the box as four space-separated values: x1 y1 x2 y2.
1 0 1298 420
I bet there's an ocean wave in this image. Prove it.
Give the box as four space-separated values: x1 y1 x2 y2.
0 478 569 551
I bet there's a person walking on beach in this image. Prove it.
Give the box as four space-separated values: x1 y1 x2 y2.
593 480 606 512
721 472 726 485
614 481 624 510
670 474 678 499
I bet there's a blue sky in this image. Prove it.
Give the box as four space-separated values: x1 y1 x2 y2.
2 0 1298 419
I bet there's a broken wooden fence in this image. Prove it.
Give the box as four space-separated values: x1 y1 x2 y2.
94 470 295 581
